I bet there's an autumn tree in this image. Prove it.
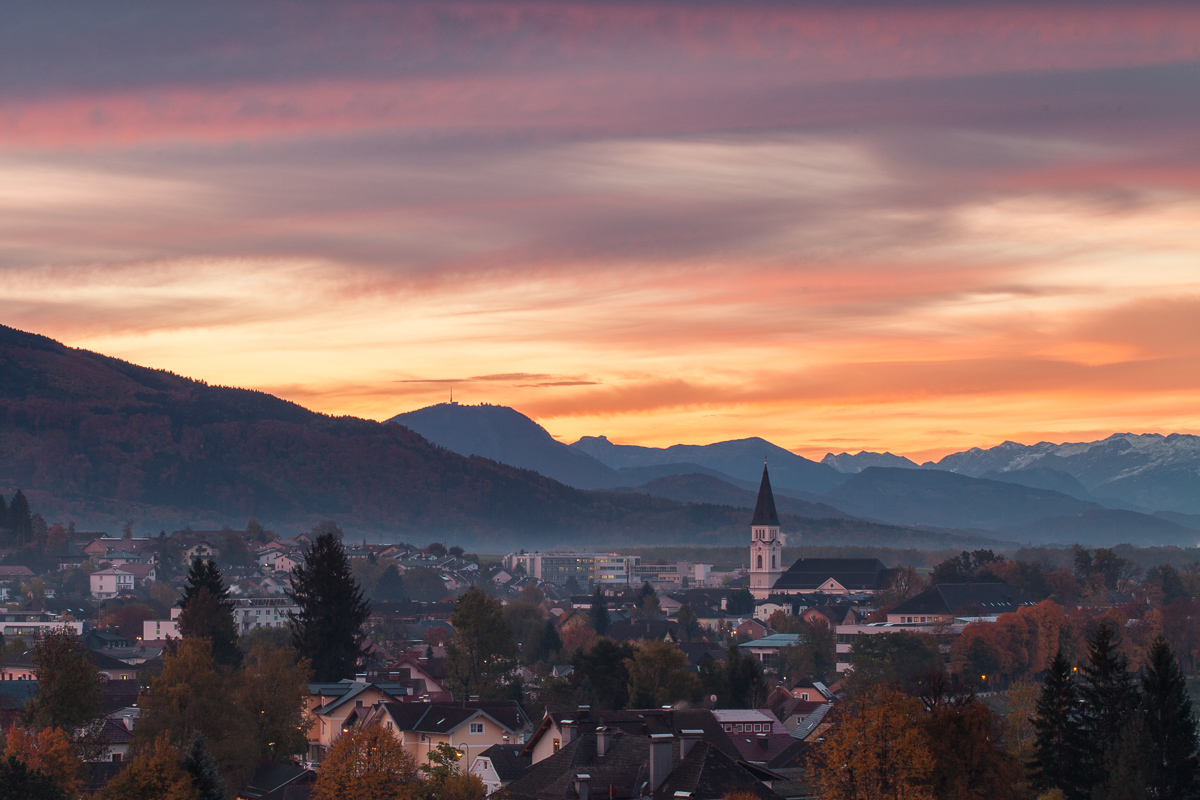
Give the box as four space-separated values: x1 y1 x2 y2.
809 684 934 800
446 588 517 699
178 559 241 668
310 723 422 800
134 638 256 793
289 532 371 682
625 639 701 708
237 642 313 762
425 742 486 800
1 725 82 797
26 628 103 731
98 735 200 800
847 631 941 695
922 702 1023 800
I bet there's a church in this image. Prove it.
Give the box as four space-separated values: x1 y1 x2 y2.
748 464 889 600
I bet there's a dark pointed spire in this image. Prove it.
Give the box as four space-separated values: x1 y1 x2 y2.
751 463 780 526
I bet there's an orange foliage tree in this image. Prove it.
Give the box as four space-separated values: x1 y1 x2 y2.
97 734 199 800
2 725 82 797
311 723 423 800
808 685 934 800
951 601 1079 684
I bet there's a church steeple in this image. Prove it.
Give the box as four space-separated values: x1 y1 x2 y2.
751 464 780 527
749 462 783 598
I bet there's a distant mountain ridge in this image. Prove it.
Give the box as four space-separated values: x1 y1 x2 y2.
572 434 846 495
387 403 622 490
821 451 920 472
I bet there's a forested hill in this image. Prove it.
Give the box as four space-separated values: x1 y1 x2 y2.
1 324 935 548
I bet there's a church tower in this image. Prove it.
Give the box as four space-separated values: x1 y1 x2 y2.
749 463 783 598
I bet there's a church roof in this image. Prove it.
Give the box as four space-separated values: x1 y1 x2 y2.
751 465 780 527
771 558 888 592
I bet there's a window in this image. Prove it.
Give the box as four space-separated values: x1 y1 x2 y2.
470 722 484 734
756 555 763 569
356 700 364 707
386 721 393 730
553 739 560 753
771 555 776 569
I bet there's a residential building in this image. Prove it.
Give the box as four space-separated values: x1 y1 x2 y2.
90 568 135 599
885 583 1035 624
365 700 530 769
471 743 532 795
503 553 641 589
737 634 804 670
233 597 298 634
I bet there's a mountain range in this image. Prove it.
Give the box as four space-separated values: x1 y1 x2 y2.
3 322 1196 549
392 402 1200 547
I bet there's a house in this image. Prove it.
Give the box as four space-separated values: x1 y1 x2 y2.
471 743 532 795
304 680 405 761
734 619 769 640
90 568 135 599
0 653 37 681
604 619 681 645
0 566 34 580
505 725 785 800
366 700 530 769
274 553 303 573
886 583 1035 624
94 718 135 763
737 634 804 670
181 540 219 562
88 650 139 682
522 708 740 767
0 612 84 638
121 563 157 586
233 597 298 634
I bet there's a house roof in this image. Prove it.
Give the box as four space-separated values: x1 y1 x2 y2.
889 583 1035 617
526 708 743 763
751 466 780 527
771 559 888 592
477 744 533 782
790 704 833 741
605 619 680 644
654 740 784 800
0 566 34 577
738 634 803 650
98 718 134 745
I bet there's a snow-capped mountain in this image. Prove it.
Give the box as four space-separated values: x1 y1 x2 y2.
931 433 1200 514
821 451 920 473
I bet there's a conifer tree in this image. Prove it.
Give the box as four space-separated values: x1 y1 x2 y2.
8 490 31 547
183 734 226 800
288 532 371 682
1142 636 1199 799
446 588 517 699
1078 624 1140 796
0 493 8 542
1031 651 1085 799
590 586 609 636
178 559 241 668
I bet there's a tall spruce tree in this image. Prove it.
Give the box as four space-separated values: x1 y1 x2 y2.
590 585 609 636
1078 623 1140 796
8 490 31 547
0 493 8 542
1142 636 1200 799
1031 650 1086 800
178 558 241 668
288 532 371 682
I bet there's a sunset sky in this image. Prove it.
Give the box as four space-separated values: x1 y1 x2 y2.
3 2 1199 462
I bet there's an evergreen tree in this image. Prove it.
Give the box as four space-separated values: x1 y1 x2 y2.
1078 624 1140 796
288 532 371 682
0 493 8 537
530 618 562 664
1093 714 1152 800
183 734 227 800
590 586 609 636
1031 651 1086 799
178 559 241 668
374 565 406 603
1142 636 1200 799
8 490 32 547
446 588 517 699
0 756 67 800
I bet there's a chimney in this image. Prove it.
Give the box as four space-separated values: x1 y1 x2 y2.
649 733 674 791
679 730 703 761
756 733 769 751
561 719 578 745
575 773 590 800
596 727 613 758
577 704 591 722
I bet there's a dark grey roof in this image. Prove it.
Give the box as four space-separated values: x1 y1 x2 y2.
605 619 681 644
771 559 887 592
478 744 533 782
889 583 1035 617
653 740 784 800
751 466 780 527
380 701 527 734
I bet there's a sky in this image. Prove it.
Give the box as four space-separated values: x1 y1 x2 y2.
3 2 1199 462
